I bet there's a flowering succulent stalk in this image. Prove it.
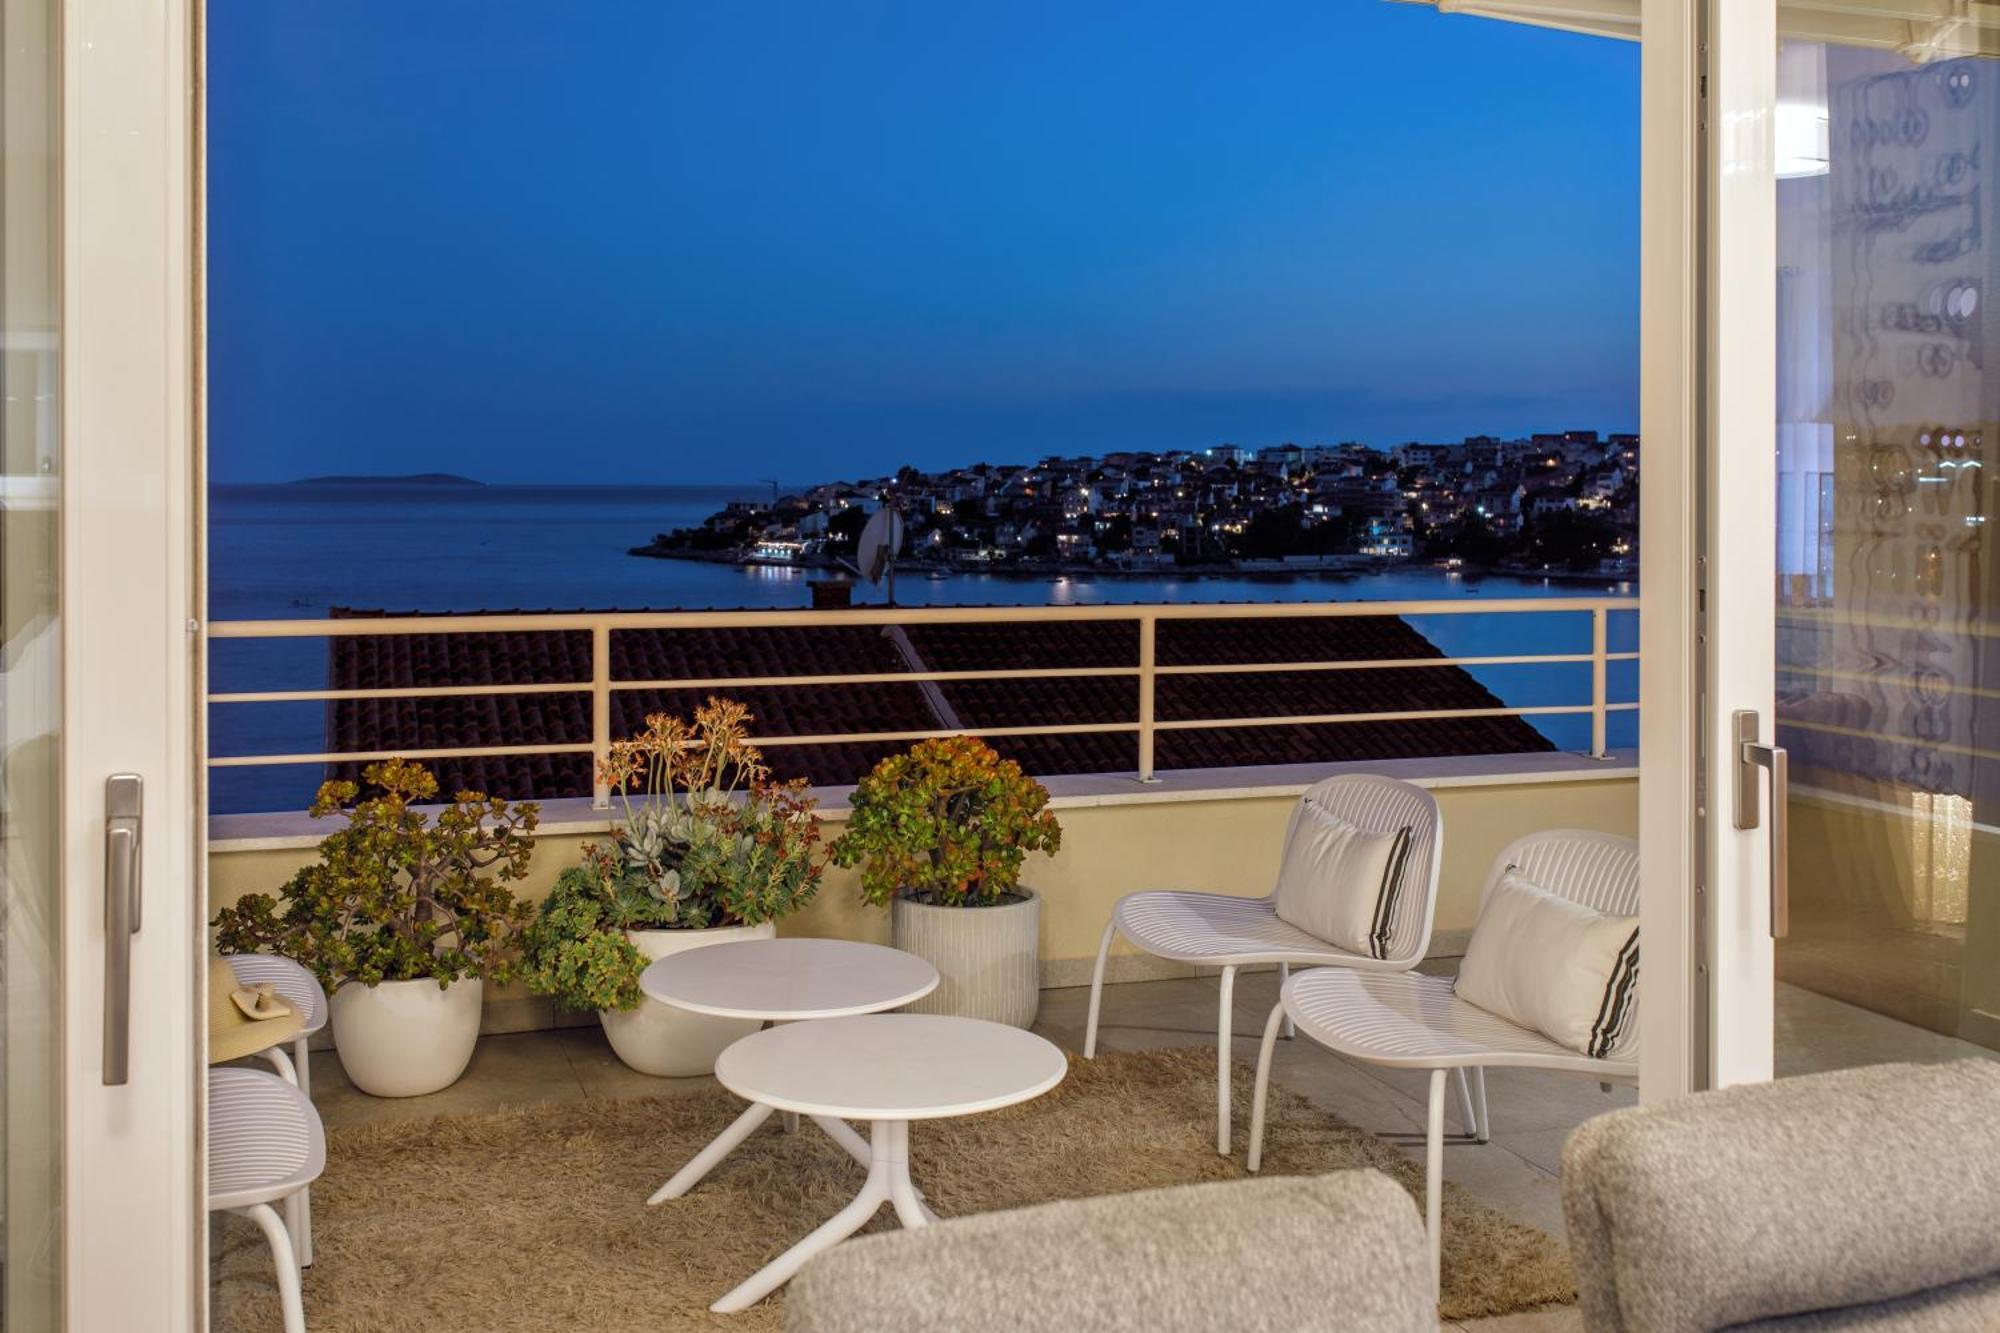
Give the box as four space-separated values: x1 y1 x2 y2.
524 698 830 1012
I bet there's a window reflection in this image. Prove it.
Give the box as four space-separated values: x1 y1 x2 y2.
1775 38 2000 1064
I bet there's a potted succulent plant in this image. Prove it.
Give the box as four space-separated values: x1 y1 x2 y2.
522 698 829 1075
211 759 536 1097
831 735 1062 1027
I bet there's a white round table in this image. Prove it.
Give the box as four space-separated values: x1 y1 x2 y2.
707 1013 1068 1313
640 939 939 1208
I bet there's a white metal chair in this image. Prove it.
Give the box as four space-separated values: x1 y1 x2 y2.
209 1067 326 1333
1247 828 1640 1299
224 953 328 1265
1085 773 1444 1154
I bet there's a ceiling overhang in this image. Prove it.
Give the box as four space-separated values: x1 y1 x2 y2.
1388 0 2000 61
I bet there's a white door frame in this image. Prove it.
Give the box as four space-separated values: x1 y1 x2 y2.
61 0 202 1327
1637 0 1781 1099
1636 0 1703 1103
1697 0 1780 1090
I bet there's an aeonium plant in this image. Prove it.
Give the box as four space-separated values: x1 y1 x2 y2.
831 735 1062 908
521 698 829 1013
211 758 538 991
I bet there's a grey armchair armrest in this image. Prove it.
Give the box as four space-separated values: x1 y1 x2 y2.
785 1168 1438 1333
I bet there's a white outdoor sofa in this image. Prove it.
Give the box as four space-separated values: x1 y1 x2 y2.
1248 828 1640 1297
1085 773 1444 1154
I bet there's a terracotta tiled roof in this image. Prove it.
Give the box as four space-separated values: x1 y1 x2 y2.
323 607 1553 799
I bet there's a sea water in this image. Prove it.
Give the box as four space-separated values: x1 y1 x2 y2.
208 482 1638 813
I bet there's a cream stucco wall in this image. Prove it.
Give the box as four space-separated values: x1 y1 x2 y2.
207 774 1638 1035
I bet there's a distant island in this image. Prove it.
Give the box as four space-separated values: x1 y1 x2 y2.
287 473 483 487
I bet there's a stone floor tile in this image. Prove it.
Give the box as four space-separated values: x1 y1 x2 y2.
309 1027 583 1130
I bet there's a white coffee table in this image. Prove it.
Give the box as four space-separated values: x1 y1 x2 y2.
641 938 939 1206
707 1012 1068 1312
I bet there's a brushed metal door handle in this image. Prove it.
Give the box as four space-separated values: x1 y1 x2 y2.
103 774 143 1086
1731 711 1790 940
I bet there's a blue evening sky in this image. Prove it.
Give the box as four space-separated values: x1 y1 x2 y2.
207 2 1637 486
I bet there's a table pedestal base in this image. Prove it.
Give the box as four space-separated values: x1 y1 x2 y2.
648 1102 896 1204
710 1118 928 1314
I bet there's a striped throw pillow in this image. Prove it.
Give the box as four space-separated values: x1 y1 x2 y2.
1454 868 1639 1060
1271 798 1416 960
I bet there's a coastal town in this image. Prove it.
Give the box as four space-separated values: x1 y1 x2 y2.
631 431 1638 580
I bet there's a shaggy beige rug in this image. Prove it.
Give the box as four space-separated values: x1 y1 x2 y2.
213 1047 1573 1330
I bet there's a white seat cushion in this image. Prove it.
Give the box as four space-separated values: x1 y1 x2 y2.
1112 891 1377 967
1284 969 1627 1074
1454 870 1638 1060
1270 799 1415 959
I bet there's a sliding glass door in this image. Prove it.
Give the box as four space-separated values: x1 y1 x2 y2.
1706 2 2000 1086
4 0 202 1328
2 0 66 1321
1770 19 2000 1076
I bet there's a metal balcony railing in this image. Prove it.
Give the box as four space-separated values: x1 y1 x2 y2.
207 597 1639 808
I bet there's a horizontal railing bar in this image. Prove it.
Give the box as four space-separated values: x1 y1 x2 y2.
207 725 1138 767
1778 663 2000 704
208 682 591 704
207 700 1641 767
749 722 1141 747
1779 608 2000 640
629 650 1646 684
613 667 1137 690
206 597 1638 638
210 742 593 768
1779 716 2000 764
204 648 1644 705
1153 653 1600 675
1151 703 1594 731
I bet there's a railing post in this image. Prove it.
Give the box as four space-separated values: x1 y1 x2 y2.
591 622 612 809
1590 604 1608 759
1137 612 1158 783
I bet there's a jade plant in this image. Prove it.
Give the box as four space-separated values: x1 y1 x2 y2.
831 735 1063 908
211 758 538 991
521 698 829 1013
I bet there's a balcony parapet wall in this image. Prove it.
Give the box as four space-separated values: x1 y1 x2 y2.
208 753 1637 1039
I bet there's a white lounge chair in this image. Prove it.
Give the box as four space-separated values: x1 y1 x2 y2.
1085 773 1444 1154
1247 828 1640 1298
209 1067 326 1333
224 952 329 1266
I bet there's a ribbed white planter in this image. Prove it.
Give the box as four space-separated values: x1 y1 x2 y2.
598 920 775 1076
891 889 1040 1027
330 976 483 1098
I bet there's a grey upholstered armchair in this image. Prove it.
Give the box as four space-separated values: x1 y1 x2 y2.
1563 1058 2000 1331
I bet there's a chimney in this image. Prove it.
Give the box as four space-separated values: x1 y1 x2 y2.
809 579 853 610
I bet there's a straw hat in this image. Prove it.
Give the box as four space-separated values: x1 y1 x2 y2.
207 957 304 1064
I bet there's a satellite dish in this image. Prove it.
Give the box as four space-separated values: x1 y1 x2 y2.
855 507 905 587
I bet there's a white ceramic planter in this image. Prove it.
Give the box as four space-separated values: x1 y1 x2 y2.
330 976 483 1098
598 920 775 1076
892 888 1040 1027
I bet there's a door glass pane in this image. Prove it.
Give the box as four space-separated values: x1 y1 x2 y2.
1775 28 2000 1075
0 0 62 1321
